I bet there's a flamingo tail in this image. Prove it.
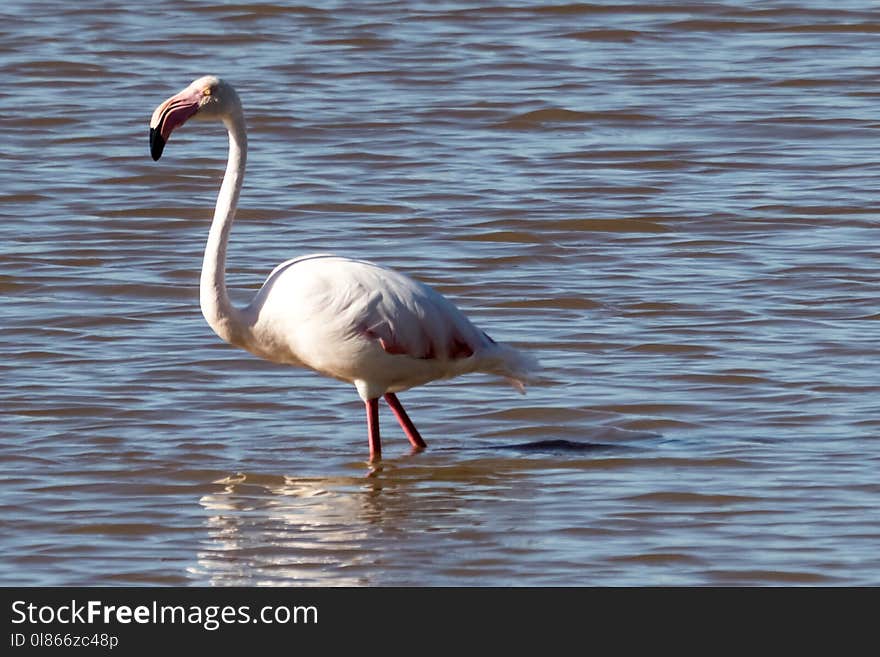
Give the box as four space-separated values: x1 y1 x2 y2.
480 343 541 394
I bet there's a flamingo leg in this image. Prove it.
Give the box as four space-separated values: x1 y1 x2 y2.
366 398 381 461
384 392 428 449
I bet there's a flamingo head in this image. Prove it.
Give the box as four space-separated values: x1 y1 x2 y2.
149 75 239 160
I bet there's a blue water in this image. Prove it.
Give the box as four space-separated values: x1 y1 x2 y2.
1 1 878 585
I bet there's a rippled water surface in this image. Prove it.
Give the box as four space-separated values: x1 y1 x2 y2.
2 1 879 586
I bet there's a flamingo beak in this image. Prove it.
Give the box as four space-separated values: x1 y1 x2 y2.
149 87 203 161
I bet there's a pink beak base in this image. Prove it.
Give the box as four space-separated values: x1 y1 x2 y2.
149 88 202 160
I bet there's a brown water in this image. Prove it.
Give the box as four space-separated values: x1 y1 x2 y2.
2 1 879 586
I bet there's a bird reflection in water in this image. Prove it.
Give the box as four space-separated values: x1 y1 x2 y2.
193 469 422 585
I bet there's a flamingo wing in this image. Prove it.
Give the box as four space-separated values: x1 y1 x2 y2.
245 255 491 371
352 266 487 362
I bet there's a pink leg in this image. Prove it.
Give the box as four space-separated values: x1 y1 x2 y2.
365 398 381 461
384 392 428 449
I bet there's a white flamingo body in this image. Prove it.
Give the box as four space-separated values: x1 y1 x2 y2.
150 75 538 460
242 255 522 400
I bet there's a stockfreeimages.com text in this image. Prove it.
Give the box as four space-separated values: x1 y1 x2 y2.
11 599 317 631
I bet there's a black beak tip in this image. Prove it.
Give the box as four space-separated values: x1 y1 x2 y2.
149 128 165 161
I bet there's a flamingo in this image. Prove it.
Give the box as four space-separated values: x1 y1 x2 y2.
148 75 538 461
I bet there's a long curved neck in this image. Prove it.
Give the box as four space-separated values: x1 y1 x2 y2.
200 107 249 347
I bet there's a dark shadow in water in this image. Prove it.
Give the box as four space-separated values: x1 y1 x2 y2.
421 439 620 456
492 438 622 453
436 430 661 456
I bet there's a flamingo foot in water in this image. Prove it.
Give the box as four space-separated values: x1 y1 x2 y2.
364 393 427 461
